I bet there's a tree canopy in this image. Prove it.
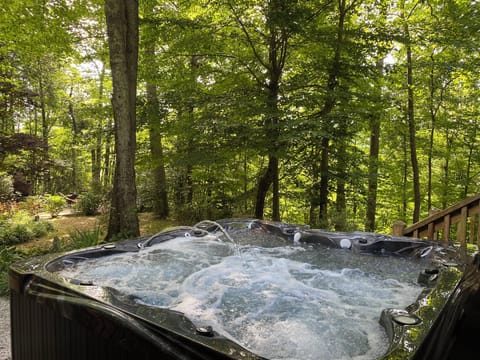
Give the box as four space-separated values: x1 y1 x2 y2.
1 0 480 235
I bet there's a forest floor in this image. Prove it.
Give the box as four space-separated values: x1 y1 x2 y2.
18 210 180 252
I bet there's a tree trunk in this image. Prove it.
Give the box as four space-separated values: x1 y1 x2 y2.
39 75 51 193
400 0 420 223
100 62 113 190
441 133 450 208
91 135 102 191
255 155 279 220
174 165 193 210
253 115 281 220
271 157 280 221
315 0 350 227
172 105 194 213
365 55 384 232
318 137 330 227
105 0 140 240
365 114 380 231
464 127 476 197
92 61 104 195
67 88 79 192
143 0 169 219
222 0 292 219
406 37 420 223
147 83 169 218
263 85 281 221
427 57 435 211
253 71 283 218
334 151 346 231
428 54 451 210
103 121 113 188
309 150 321 226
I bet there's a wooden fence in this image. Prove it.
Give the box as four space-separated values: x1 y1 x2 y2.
392 194 480 247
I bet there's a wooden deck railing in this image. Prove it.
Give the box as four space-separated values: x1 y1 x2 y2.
392 194 480 247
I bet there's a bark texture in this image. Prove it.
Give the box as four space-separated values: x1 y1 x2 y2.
105 0 140 240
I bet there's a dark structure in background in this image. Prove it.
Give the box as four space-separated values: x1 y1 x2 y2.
9 219 480 360
12 172 33 196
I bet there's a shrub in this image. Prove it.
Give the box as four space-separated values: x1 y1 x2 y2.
0 174 13 201
0 200 17 217
76 192 102 216
44 194 65 218
2 224 33 245
0 246 25 296
0 210 54 246
31 219 54 237
62 227 103 251
19 195 44 216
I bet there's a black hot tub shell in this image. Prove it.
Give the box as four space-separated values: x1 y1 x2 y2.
8 219 480 360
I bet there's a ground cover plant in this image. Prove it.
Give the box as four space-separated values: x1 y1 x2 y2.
0 211 53 246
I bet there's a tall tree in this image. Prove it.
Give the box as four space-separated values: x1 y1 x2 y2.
426 50 452 211
399 0 420 223
226 1 292 221
310 0 359 227
105 0 140 240
365 1 389 232
140 0 169 218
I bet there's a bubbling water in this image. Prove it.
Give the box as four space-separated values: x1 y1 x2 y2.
58 232 427 360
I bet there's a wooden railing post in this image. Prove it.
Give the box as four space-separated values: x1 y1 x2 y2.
392 220 406 237
457 206 468 246
427 221 436 240
469 214 475 245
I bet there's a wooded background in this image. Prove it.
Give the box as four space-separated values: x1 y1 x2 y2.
1 0 479 236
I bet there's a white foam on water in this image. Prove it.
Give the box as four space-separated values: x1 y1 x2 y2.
58 235 426 360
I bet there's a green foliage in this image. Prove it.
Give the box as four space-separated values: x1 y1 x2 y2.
0 246 25 296
19 195 43 216
62 227 103 251
2 0 480 233
0 224 33 245
76 192 102 216
0 174 13 200
175 202 233 224
0 201 18 218
49 227 103 253
44 195 65 218
0 211 54 246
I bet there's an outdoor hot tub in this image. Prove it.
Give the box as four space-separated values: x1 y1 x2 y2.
9 219 480 360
